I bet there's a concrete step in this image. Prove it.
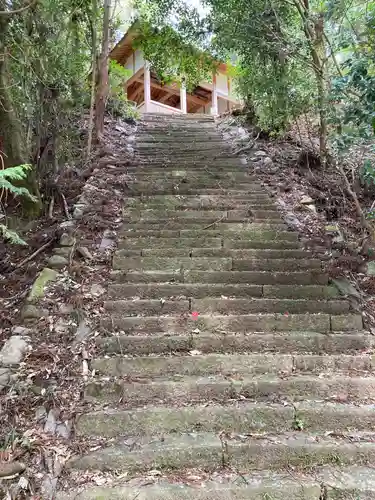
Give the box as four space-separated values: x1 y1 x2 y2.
119 229 299 241
124 200 277 211
123 211 284 224
112 256 233 271
126 174 256 184
125 184 266 195
126 191 272 200
55 467 375 500
131 158 247 167
100 313 362 333
92 353 371 378
119 221 287 231
135 135 223 142
184 270 327 284
121 248 313 259
77 401 375 438
112 256 320 272
85 374 375 406
142 113 214 119
109 270 329 285
127 169 251 179
123 210 259 220
96 332 373 355
117 237 301 250
67 431 375 474
104 298 349 316
107 283 338 300
135 143 229 151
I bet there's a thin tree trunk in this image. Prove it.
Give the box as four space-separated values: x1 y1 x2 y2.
293 1 328 165
94 0 111 142
87 0 98 159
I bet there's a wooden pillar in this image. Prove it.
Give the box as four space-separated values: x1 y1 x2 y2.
180 81 187 114
144 62 151 112
211 72 218 115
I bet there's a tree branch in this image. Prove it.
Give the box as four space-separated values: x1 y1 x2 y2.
0 0 37 17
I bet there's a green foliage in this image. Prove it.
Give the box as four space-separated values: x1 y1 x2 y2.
0 225 27 245
134 2 215 91
0 164 36 201
107 59 137 118
0 164 36 245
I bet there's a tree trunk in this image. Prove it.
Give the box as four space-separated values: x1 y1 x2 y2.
94 0 111 141
0 1 41 214
293 2 328 165
87 0 98 159
0 8 26 169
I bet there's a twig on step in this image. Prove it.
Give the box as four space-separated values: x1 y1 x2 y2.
48 195 55 219
61 192 71 219
13 238 54 271
203 215 226 230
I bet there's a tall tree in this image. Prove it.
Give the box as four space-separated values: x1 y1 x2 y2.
95 0 111 141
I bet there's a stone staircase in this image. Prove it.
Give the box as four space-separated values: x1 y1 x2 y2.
62 114 375 499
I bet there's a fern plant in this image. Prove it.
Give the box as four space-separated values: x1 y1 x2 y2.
0 164 36 200
0 163 36 245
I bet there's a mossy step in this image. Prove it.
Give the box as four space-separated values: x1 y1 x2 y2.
139 248 310 258
92 353 371 378
85 374 375 406
113 256 320 272
67 431 375 474
183 270 328 285
135 152 233 160
118 237 223 249
107 283 337 300
108 282 262 298
136 136 223 142
112 256 233 271
126 191 271 200
104 298 348 315
124 200 277 210
233 258 321 271
76 402 375 438
124 200 275 210
136 143 229 151
77 402 294 437
96 332 373 356
190 298 348 315
126 174 259 183
122 209 251 219
109 270 328 285
55 465 375 500
100 313 361 333
132 158 247 167
119 229 298 242
119 221 287 231
118 237 301 250
57 483 321 500
126 185 266 195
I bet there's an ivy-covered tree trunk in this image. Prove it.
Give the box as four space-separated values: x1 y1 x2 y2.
0 7 27 169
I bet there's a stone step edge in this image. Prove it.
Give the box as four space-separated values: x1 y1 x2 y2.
84 373 375 406
76 401 375 437
107 283 338 299
96 332 373 355
55 471 375 500
67 431 375 474
101 313 363 333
